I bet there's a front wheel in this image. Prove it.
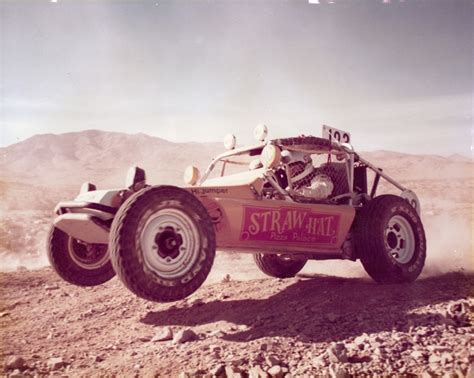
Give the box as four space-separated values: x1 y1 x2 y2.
110 186 216 302
48 227 116 286
353 195 426 284
254 253 307 278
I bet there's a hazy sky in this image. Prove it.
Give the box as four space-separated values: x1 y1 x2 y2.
1 0 472 155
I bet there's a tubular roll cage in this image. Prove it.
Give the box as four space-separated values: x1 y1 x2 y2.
198 138 407 206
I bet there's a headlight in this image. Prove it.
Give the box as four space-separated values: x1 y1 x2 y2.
126 166 146 190
224 134 237 150
253 124 268 142
260 144 281 169
183 165 200 186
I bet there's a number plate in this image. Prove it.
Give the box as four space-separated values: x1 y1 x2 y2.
322 125 351 144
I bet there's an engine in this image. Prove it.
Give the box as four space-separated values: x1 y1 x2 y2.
280 150 334 201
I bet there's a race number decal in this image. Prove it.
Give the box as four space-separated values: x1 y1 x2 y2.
322 125 351 144
240 206 340 244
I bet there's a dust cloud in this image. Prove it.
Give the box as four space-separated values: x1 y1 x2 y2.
421 213 473 276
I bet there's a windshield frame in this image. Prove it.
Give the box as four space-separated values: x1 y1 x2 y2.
198 143 266 185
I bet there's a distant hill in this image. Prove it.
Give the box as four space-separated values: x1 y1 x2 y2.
358 150 472 181
0 130 472 192
0 130 220 188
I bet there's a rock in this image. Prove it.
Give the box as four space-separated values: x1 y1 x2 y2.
249 365 269 378
92 355 105 362
329 364 349 378
209 329 226 338
173 329 198 344
189 298 204 307
191 369 208 376
209 364 225 376
138 335 152 342
441 353 454 365
312 354 327 367
267 365 284 378
0 312 10 318
447 301 468 316
410 350 425 360
260 343 268 352
327 343 348 363
429 355 442 364
47 357 65 371
45 284 60 291
265 355 280 367
354 334 369 347
9 369 23 378
151 327 173 342
466 363 474 378
442 372 458 378
427 346 452 354
4 356 26 370
225 365 243 378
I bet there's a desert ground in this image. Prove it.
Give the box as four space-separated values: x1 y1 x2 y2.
0 130 473 377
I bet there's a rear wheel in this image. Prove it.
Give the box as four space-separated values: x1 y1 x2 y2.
353 195 426 283
48 226 115 286
110 186 216 302
254 253 307 278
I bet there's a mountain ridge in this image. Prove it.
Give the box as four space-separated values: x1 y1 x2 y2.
0 130 472 190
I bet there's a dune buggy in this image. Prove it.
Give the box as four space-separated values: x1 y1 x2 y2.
48 125 426 302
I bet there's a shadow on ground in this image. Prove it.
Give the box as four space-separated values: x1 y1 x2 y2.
141 272 473 343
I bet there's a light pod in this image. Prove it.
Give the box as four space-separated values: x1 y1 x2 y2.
183 165 200 186
253 124 268 142
224 134 237 150
260 144 281 169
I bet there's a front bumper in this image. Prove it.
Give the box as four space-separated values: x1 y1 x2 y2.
54 201 117 244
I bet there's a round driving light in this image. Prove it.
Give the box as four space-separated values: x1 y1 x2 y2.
253 124 268 142
260 144 281 169
183 165 200 186
224 134 237 150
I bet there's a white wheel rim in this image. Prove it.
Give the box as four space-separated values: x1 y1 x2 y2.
68 238 109 270
385 215 415 264
140 208 200 279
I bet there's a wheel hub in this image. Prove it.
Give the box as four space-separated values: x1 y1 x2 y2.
140 208 200 280
385 215 415 264
68 238 109 270
154 227 183 259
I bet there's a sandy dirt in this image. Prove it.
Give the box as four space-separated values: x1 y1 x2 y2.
1 267 473 377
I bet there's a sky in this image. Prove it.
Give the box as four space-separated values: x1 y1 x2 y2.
0 0 472 155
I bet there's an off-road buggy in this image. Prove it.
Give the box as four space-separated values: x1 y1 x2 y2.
48 125 426 302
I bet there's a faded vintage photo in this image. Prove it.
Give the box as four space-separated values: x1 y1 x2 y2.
0 0 472 377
